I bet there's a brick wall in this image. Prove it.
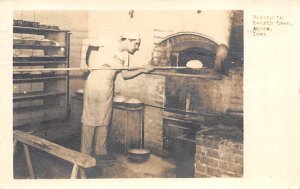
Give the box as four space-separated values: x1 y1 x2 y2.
229 10 244 66
143 106 164 155
195 124 243 177
191 67 243 113
111 68 243 155
114 74 165 106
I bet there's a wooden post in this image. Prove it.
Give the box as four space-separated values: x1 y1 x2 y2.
13 139 18 155
70 164 79 179
23 144 35 179
79 167 86 179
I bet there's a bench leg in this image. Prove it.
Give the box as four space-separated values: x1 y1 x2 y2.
13 140 18 155
71 164 79 179
23 144 35 179
79 167 86 179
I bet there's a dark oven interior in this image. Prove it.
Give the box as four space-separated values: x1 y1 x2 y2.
151 33 218 74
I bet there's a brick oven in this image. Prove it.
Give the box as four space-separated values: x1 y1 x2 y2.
149 33 217 177
150 32 218 155
112 10 243 178
150 29 243 177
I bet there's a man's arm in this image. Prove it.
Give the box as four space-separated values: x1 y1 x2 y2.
121 67 154 80
80 39 101 70
86 45 100 66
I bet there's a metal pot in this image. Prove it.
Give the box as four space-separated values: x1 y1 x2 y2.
75 89 83 98
127 148 150 162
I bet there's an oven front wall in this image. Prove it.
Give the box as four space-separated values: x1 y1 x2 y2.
113 68 243 155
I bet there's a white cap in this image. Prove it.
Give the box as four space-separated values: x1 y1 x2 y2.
120 32 140 40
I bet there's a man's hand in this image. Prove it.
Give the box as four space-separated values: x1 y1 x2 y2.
127 67 139 71
143 67 155 73
80 63 89 72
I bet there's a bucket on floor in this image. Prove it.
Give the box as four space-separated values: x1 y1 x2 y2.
127 148 150 162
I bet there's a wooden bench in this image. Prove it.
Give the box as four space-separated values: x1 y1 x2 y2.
13 130 96 179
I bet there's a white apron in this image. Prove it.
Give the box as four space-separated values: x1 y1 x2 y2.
81 50 129 126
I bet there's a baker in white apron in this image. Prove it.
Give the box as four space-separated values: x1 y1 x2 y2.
80 33 154 156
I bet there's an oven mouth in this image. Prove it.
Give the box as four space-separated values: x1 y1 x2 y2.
150 32 218 76
158 68 211 75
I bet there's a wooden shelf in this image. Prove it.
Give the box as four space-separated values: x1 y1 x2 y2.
13 74 66 83
13 91 66 101
13 26 70 35
14 60 66 66
13 104 65 111
14 44 65 50
13 22 71 127
13 56 67 62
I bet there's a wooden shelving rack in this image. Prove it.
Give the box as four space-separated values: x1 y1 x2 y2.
13 23 71 128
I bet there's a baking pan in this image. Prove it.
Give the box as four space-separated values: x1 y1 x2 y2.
42 70 55 75
124 98 143 108
39 24 51 29
13 20 23 26
29 71 43 75
113 95 127 106
49 25 59 30
37 39 55 46
13 37 23 45
75 89 84 98
22 38 36 45
31 21 40 28
22 21 32 27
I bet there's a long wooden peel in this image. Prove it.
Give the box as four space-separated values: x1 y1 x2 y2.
13 66 198 72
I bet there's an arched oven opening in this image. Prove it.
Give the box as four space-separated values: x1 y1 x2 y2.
151 32 221 115
151 32 219 75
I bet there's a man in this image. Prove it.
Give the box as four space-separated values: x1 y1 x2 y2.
80 33 153 157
